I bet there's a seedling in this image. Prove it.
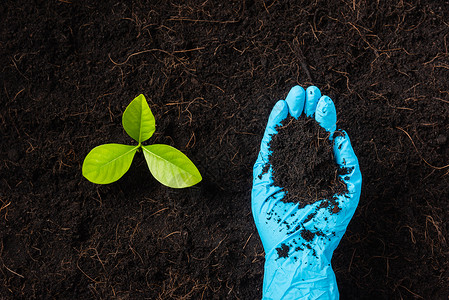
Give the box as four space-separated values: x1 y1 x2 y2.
82 94 202 188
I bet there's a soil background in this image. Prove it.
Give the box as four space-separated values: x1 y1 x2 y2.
1 1 449 299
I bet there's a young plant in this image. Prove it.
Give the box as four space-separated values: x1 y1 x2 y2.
82 94 202 188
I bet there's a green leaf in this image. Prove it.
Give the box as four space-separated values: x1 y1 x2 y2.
82 144 138 184
142 144 202 188
122 94 155 143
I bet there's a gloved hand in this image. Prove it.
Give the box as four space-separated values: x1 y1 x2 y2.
252 85 362 300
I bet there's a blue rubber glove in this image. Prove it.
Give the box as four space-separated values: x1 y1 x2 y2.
252 86 362 299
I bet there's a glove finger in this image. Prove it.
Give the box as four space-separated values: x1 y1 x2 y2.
252 100 289 243
315 96 337 133
304 86 321 117
285 85 305 119
258 100 289 162
333 130 362 195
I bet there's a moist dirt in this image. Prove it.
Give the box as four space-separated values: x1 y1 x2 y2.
1 1 449 299
269 116 348 207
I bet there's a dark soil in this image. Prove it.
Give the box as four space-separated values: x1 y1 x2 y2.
269 116 348 207
1 1 448 299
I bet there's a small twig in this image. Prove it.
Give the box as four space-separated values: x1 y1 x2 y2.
243 233 253 250
204 82 225 93
149 207 168 217
261 0 270 15
348 248 356 272
397 285 424 299
3 263 24 278
403 225 416 244
186 132 196 149
0 200 11 220
10 57 28 80
433 97 449 104
162 231 181 239
168 18 238 24
278 117 294 130
292 38 313 82
77 260 98 283
108 47 204 66
192 235 228 261
396 127 449 170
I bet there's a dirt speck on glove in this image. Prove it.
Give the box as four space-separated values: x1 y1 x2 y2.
275 243 290 259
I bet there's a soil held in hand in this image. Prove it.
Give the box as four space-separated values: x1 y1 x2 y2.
268 116 348 207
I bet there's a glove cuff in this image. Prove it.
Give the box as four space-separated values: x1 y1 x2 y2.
262 247 339 300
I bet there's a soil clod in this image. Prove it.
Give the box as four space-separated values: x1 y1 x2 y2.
268 116 348 208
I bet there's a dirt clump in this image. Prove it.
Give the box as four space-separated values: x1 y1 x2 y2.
269 116 348 207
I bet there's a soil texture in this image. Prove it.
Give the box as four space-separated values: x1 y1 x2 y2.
1 1 449 299
269 116 348 206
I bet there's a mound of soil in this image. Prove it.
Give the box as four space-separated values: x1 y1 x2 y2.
269 116 348 207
